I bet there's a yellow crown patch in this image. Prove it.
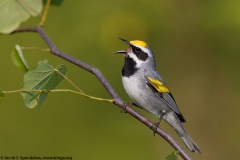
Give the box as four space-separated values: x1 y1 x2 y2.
130 40 148 48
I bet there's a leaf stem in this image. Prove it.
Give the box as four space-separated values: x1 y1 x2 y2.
3 89 113 103
21 47 50 52
55 68 84 93
39 0 52 26
49 89 114 102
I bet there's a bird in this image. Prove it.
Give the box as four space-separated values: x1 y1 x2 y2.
115 38 201 153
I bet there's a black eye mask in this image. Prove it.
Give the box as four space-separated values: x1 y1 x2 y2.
131 45 148 61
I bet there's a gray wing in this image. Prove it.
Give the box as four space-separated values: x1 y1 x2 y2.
145 76 186 122
161 92 185 122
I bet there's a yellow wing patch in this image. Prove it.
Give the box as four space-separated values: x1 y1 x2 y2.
130 40 148 48
146 77 170 93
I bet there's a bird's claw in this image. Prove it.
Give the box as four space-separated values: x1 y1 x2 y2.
151 120 161 136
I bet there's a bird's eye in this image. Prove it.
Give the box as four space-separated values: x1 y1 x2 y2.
135 47 141 53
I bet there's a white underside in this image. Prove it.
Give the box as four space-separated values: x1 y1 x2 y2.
122 74 170 116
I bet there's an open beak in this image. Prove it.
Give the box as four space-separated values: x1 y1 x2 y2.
115 50 127 54
114 37 130 54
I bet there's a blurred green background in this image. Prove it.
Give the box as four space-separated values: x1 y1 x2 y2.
1 0 240 159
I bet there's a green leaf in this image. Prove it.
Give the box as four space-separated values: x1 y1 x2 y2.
0 0 43 34
21 60 67 108
164 151 180 160
43 0 64 6
0 89 5 102
11 45 29 72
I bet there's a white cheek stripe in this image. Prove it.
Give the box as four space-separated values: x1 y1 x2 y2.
128 53 144 68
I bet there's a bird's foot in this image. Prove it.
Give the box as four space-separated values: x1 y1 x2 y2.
151 119 161 136
151 110 166 136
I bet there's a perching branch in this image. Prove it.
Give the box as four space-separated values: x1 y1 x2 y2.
12 26 192 160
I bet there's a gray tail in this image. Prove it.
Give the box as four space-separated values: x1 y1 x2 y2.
164 112 201 154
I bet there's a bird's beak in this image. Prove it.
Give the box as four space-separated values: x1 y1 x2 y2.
118 37 130 45
114 37 130 54
115 50 127 54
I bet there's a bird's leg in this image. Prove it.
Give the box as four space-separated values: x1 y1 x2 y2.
151 110 166 136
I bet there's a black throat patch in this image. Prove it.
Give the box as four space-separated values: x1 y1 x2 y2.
122 57 138 77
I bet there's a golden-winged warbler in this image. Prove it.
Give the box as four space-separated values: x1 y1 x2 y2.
115 38 201 153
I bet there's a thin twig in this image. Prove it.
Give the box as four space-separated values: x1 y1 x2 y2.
39 0 52 26
54 68 84 93
21 46 50 52
12 26 192 160
3 89 113 103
